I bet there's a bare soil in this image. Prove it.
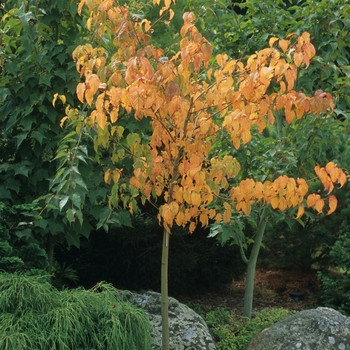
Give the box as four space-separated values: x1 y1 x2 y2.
177 268 320 316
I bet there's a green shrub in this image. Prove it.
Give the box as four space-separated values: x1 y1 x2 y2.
0 273 152 350
317 224 350 316
205 307 294 350
0 201 48 273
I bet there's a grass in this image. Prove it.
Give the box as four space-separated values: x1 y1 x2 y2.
187 303 295 350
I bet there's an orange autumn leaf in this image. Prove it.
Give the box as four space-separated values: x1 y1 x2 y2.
175 210 184 226
279 39 290 53
189 221 196 233
293 52 304 67
327 195 337 215
76 83 86 103
306 193 321 207
314 198 325 213
269 36 279 48
74 1 347 239
161 204 174 226
295 205 304 219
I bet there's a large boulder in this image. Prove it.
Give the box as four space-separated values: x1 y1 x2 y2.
124 290 216 350
247 307 350 350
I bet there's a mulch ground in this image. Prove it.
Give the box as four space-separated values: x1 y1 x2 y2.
177 268 320 316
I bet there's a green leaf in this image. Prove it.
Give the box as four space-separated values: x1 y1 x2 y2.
65 231 80 248
17 3 34 26
34 219 48 230
74 177 88 191
0 186 12 200
76 210 83 226
76 154 88 164
38 73 52 87
14 165 31 177
62 131 79 142
126 133 141 147
118 210 132 227
54 151 69 161
296 218 305 228
71 193 81 208
31 130 45 145
66 208 75 222
4 178 20 193
55 180 68 192
15 227 32 239
4 61 18 76
59 196 69 211
14 133 28 148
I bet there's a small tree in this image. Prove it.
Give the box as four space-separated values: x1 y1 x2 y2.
66 0 348 347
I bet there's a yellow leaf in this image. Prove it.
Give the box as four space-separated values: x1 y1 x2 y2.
60 116 68 128
325 161 337 174
224 207 231 223
191 191 201 206
200 213 209 227
295 205 304 219
86 74 101 95
314 198 325 213
327 195 337 215
104 169 112 185
77 0 86 16
183 190 192 205
85 89 94 106
161 204 174 226
164 0 171 10
278 197 287 211
279 39 290 53
53 93 66 107
169 201 180 216
294 52 303 67
175 211 185 226
236 201 251 215
269 36 279 48
52 93 59 107
306 193 320 207
141 19 151 32
215 213 222 223
338 171 347 188
110 108 119 123
216 54 228 68
189 221 196 233
271 197 279 209
113 169 121 183
297 178 308 197
303 42 316 61
96 111 107 130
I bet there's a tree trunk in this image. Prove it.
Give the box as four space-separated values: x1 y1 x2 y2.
161 228 170 350
243 212 268 318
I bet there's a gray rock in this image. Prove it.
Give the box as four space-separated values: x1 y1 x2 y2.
246 307 350 350
124 290 217 350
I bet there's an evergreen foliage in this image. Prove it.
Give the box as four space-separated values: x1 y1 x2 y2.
0 273 152 350
317 217 350 315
